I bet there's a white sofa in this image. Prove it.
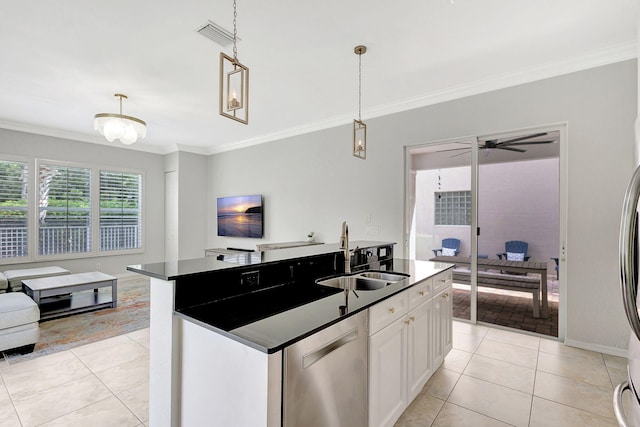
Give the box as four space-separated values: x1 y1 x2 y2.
0 293 40 354
4 266 70 293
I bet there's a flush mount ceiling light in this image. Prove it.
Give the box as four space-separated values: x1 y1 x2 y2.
219 0 249 124
94 94 147 145
353 45 367 160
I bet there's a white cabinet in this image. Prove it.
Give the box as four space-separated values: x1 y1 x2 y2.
369 278 434 427
432 284 453 368
407 298 433 402
369 313 408 427
368 269 453 427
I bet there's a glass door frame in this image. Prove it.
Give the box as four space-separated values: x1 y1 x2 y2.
404 124 566 339
404 136 480 324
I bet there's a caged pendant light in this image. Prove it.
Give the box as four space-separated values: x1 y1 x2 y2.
353 45 367 159
94 94 147 145
219 0 249 124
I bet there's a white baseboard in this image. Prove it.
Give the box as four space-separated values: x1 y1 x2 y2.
564 338 628 358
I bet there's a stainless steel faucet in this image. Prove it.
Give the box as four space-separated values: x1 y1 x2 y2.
340 221 350 274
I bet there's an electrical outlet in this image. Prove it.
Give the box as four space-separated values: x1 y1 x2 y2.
241 270 260 286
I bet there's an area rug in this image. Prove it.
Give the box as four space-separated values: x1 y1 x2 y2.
2 274 150 364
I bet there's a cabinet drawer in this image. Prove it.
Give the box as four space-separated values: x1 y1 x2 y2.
408 278 432 310
369 291 408 335
433 271 452 295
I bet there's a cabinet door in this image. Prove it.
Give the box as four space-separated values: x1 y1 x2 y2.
432 286 453 368
369 317 407 427
407 299 433 402
432 290 445 368
441 286 453 355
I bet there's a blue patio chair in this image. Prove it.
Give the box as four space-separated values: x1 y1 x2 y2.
432 238 461 257
497 240 530 261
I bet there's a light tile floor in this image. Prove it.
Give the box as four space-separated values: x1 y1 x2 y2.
396 321 626 426
0 328 150 427
0 321 626 426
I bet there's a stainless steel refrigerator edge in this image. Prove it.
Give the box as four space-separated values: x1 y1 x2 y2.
614 165 640 426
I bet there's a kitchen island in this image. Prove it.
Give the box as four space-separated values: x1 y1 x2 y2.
128 242 453 427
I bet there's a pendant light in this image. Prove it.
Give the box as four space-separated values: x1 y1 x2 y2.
94 94 147 145
353 45 367 159
219 0 249 124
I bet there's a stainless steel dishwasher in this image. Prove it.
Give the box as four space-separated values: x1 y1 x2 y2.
283 310 368 427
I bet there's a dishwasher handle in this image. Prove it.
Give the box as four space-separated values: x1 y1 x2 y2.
303 327 358 369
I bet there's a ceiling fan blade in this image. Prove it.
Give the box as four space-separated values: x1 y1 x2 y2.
501 140 554 147
498 146 526 153
488 132 548 146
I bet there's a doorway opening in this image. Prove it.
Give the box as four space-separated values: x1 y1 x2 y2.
406 128 561 338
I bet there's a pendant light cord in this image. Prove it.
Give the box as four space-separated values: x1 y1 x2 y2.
232 0 238 62
358 52 362 121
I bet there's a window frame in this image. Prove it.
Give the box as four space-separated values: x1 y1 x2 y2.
0 155 145 265
98 168 144 254
434 190 472 226
37 160 93 257
0 155 32 261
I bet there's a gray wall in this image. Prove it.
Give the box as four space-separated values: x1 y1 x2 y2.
208 60 637 354
0 129 166 274
164 151 208 261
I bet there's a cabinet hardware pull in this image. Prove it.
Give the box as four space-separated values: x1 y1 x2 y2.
419 291 425 296
410 316 415 321
388 307 395 314
404 319 411 325
442 293 449 299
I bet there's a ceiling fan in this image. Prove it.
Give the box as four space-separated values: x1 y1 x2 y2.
443 132 556 157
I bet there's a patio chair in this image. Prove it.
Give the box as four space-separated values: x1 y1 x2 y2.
497 240 530 261
432 238 461 257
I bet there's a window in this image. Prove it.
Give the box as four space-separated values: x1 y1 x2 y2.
434 191 471 225
0 157 143 262
100 170 142 251
0 161 29 258
38 164 92 255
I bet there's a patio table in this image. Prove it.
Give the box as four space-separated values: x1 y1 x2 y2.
430 255 549 318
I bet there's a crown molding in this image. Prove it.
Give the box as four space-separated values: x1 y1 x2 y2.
2 40 636 157
0 119 207 155
210 40 637 155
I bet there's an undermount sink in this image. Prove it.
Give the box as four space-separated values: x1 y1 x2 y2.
358 272 409 282
315 271 409 291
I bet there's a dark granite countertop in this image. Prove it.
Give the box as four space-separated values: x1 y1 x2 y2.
175 258 454 354
127 240 393 281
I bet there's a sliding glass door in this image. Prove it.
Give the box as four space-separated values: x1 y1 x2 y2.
407 138 478 323
407 129 560 337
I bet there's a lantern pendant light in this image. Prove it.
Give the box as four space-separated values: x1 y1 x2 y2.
353 45 367 159
219 0 249 124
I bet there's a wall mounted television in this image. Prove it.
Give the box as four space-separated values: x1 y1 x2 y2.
217 194 263 238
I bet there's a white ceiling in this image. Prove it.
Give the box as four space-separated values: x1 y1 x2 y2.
0 1 637 155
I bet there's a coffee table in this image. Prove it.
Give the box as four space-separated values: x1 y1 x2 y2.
22 271 117 320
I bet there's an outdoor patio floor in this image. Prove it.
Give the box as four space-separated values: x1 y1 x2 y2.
452 275 559 337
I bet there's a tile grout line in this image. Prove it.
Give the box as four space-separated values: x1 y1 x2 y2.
0 367 24 427
73 349 146 425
